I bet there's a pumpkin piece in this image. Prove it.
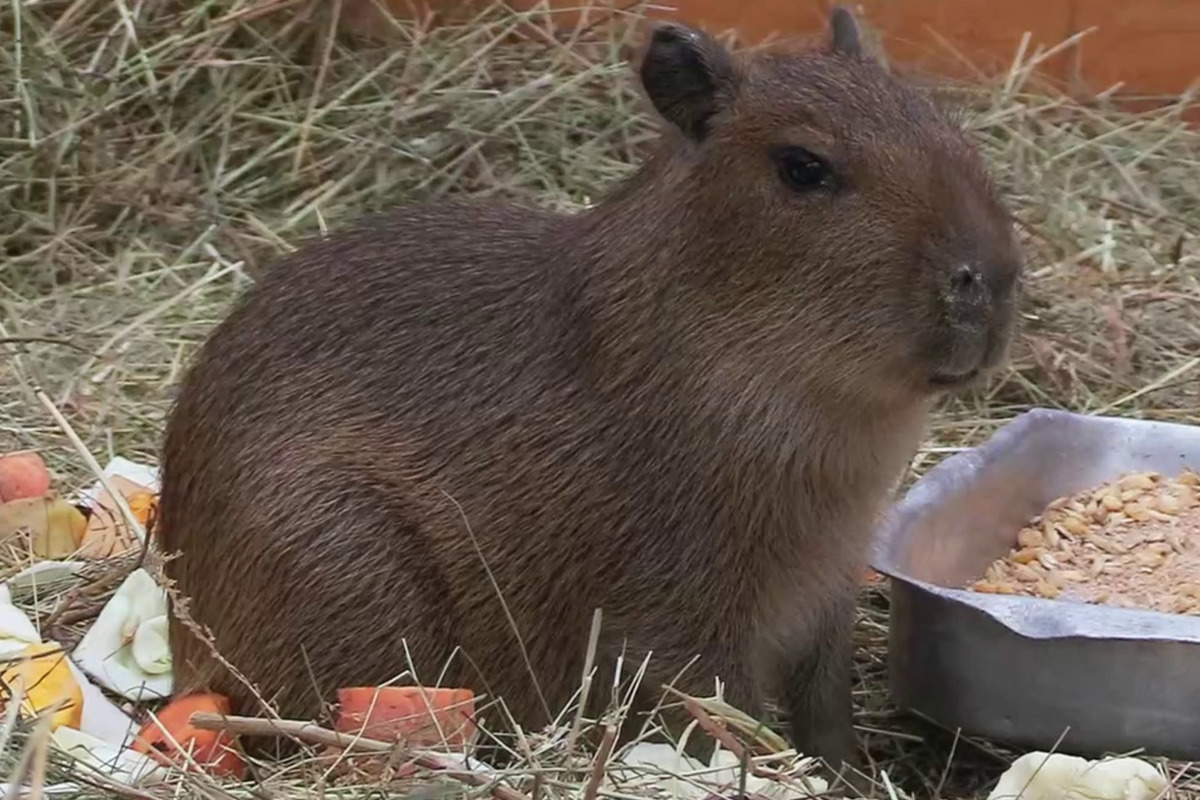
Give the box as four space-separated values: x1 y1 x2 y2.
127 490 158 526
78 476 155 559
0 452 52 503
0 641 84 730
0 496 88 558
131 693 246 780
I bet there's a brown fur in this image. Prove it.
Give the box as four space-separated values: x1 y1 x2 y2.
158 9 1021 772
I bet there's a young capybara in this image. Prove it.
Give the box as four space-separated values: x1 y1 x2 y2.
159 7 1021 772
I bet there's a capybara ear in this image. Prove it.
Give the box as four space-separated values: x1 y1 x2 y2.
828 5 863 58
638 22 739 143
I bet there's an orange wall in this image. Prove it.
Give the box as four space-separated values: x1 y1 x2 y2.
1073 0 1200 96
347 0 1200 99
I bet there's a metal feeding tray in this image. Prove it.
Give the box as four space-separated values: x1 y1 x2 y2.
872 408 1200 761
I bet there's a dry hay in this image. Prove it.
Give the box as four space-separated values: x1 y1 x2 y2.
1 0 1199 797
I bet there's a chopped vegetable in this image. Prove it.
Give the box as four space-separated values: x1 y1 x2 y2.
53 726 164 785
0 496 88 559
73 568 172 701
988 752 1166 800
335 686 477 748
0 451 52 503
0 584 41 657
1 642 84 730
78 477 155 558
131 693 246 780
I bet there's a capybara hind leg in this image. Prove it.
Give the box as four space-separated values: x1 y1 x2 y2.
165 495 464 733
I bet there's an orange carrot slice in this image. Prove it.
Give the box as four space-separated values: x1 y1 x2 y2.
336 686 477 748
131 693 246 780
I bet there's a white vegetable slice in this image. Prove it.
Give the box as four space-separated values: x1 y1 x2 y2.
988 752 1167 800
0 583 41 657
52 726 164 784
73 568 172 701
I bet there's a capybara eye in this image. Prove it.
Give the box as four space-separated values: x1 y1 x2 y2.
773 146 833 193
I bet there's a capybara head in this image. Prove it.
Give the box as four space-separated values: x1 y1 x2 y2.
626 8 1022 404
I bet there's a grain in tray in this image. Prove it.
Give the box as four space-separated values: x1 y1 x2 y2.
968 469 1200 614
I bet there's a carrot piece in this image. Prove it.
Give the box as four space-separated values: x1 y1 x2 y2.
329 686 477 780
131 693 246 780
335 686 477 748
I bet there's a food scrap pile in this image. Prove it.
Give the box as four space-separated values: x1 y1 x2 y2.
0 449 478 786
968 469 1200 614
